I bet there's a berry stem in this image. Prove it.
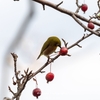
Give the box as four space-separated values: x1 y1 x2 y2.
84 0 85 4
33 77 38 88
50 63 52 72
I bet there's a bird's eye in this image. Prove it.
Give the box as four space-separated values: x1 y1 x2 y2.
56 44 59 46
55 43 59 46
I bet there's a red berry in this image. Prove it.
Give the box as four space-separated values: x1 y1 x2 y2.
81 4 88 13
32 88 41 99
46 72 54 83
88 22 95 29
59 47 68 56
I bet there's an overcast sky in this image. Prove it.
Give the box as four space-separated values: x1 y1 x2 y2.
0 0 100 100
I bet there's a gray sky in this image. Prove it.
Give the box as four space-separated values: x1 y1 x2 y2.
0 0 100 100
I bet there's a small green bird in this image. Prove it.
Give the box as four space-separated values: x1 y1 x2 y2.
37 36 61 59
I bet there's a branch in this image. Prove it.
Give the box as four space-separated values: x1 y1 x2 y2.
75 0 81 13
7 53 33 100
6 1 100 99
71 14 100 36
56 1 63 7
29 54 60 80
68 33 92 49
5 31 94 99
11 53 19 80
14 0 100 36
33 0 100 27
97 0 100 11
61 38 68 47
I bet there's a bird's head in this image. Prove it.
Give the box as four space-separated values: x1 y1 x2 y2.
51 36 61 48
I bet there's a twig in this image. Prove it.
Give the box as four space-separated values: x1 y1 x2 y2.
97 0 100 11
3 97 13 100
76 44 82 48
42 4 45 10
61 38 68 47
56 1 63 7
75 0 81 13
8 86 15 95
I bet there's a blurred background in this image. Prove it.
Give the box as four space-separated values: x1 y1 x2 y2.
0 0 100 100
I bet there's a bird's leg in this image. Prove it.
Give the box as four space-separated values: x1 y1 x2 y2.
47 56 50 62
47 56 54 62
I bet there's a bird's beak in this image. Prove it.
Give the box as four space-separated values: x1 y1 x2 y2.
58 45 61 48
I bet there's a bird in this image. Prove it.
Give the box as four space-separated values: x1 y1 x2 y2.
37 36 61 59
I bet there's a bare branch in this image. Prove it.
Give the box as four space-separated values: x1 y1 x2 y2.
8 86 15 95
33 0 100 27
11 53 19 80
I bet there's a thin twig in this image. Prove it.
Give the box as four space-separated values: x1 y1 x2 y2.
56 1 63 7
75 0 81 13
3 97 13 100
68 33 92 49
11 53 19 80
97 0 100 11
8 86 15 95
62 38 68 47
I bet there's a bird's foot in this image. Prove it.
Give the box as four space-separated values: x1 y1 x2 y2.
47 56 54 62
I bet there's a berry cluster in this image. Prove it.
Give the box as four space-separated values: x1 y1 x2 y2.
81 4 95 30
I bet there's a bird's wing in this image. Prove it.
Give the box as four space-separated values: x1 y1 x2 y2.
41 40 50 54
37 40 50 59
